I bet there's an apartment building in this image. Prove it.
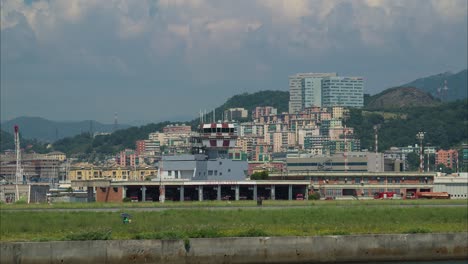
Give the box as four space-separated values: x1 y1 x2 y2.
321 77 364 108
289 73 337 113
436 149 459 169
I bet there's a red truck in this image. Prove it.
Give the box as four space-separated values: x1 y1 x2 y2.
374 192 396 199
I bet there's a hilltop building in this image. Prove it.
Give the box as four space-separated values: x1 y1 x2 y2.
321 76 364 108
289 73 337 113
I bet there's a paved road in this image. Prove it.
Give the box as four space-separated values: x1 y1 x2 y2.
1 203 466 212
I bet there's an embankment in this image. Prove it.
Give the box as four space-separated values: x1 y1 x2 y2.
1 233 467 264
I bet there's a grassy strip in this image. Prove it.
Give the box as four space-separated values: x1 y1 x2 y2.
1 206 466 242
1 199 467 210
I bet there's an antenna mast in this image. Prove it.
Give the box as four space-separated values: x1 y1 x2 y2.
442 80 448 101
14 125 23 184
113 112 118 132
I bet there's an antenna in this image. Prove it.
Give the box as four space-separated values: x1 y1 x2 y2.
442 80 448 101
89 120 94 136
114 112 118 132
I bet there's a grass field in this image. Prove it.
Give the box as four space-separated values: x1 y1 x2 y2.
1 204 467 242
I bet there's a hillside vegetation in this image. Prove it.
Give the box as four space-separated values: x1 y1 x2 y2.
189 90 289 126
348 100 468 151
366 87 439 109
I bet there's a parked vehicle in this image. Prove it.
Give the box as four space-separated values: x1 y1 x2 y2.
416 191 450 199
296 194 304 200
374 192 396 199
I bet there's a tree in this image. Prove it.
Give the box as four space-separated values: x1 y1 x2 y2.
250 171 268 180
407 152 420 171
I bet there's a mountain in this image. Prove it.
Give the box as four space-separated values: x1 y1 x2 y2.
365 87 439 109
399 69 467 101
0 117 130 142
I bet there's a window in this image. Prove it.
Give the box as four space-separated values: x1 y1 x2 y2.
208 170 213 176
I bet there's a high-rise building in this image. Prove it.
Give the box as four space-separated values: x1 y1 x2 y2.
289 73 337 113
302 77 324 108
321 77 364 108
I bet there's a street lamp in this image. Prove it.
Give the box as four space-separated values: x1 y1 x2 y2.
416 132 425 173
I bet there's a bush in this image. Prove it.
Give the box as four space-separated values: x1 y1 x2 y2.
309 192 321 200
250 171 268 180
122 197 132 203
405 227 431 234
237 228 268 237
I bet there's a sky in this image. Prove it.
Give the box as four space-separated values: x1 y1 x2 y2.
1 0 467 125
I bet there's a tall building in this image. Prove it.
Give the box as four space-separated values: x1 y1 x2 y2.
302 77 324 108
321 77 364 108
289 73 337 113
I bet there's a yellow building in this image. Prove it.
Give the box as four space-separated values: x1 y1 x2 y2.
45 151 67 161
69 164 158 181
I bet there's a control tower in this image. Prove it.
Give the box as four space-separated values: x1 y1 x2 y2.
192 123 237 159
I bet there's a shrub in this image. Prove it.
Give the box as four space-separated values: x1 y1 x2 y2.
405 228 431 234
309 192 321 200
122 197 132 203
250 171 268 180
237 228 268 237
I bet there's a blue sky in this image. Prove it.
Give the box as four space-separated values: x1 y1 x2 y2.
1 0 467 124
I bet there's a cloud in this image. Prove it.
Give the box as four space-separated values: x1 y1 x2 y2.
1 0 466 123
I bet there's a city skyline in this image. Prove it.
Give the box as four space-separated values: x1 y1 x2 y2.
1 0 467 123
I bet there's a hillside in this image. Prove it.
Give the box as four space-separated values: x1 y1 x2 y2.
347 99 468 151
400 69 467 101
0 117 130 142
188 90 289 127
366 87 439 109
0 130 48 153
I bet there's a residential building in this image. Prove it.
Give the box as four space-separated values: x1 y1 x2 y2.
436 149 459 170
321 76 364 108
224 108 248 121
163 124 191 134
252 106 277 120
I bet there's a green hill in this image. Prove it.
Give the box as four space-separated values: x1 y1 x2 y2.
365 87 440 109
189 90 289 126
400 69 467 101
347 100 468 151
0 129 48 153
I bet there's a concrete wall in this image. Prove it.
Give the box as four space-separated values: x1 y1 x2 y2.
1 233 466 264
